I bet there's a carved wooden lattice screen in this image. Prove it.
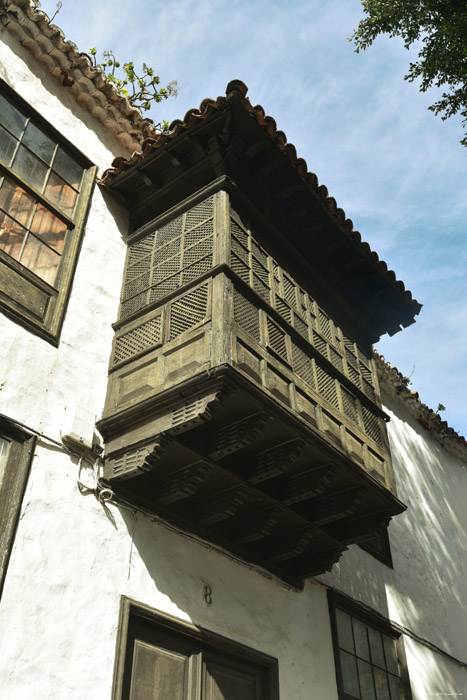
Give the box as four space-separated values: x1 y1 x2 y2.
120 195 214 321
229 205 391 485
111 196 215 369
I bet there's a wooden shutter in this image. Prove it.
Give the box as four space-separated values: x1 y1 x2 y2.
203 654 267 700
129 640 191 700
114 603 278 700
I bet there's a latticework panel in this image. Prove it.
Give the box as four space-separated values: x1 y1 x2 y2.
232 285 384 449
169 283 209 340
316 365 339 409
361 407 384 447
230 213 273 301
120 196 215 320
341 387 359 424
233 289 261 342
228 207 378 401
113 314 162 365
112 280 211 367
292 343 315 388
266 318 289 363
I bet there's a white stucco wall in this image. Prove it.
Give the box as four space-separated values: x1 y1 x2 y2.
0 442 340 699
0 26 129 440
0 26 342 700
320 393 467 698
1 21 466 700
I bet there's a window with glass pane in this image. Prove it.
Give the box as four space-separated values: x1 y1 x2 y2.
0 84 94 343
333 606 409 700
0 90 84 286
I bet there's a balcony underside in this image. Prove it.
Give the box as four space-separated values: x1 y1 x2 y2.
100 369 405 587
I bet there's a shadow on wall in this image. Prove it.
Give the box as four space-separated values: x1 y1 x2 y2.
116 506 339 698
304 391 467 695
110 390 467 696
384 394 467 661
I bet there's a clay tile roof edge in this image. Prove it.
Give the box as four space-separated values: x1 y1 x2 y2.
100 78 421 320
1 0 157 153
375 353 467 464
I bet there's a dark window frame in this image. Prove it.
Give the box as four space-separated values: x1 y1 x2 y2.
0 80 96 345
358 527 393 568
112 597 280 700
0 416 36 600
328 590 413 700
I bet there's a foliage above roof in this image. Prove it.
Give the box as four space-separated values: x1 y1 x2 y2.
0 0 156 152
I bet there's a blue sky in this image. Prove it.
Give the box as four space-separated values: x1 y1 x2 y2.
40 0 467 436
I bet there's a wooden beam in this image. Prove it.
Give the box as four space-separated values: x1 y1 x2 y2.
195 484 251 526
292 547 344 578
247 438 307 484
153 461 210 505
231 506 284 544
308 486 368 526
325 510 393 544
208 411 270 460
282 463 336 505
104 434 171 481
260 528 315 563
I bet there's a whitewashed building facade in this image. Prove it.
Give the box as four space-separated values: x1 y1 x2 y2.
0 3 466 699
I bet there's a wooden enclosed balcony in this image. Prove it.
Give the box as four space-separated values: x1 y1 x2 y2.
98 190 406 586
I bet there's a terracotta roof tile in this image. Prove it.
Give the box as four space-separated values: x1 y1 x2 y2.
1 0 155 153
101 80 421 320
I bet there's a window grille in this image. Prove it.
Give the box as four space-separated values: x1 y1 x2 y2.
362 407 384 447
121 196 214 320
169 283 209 340
292 343 315 388
113 314 162 365
316 365 339 408
266 318 288 363
233 289 261 342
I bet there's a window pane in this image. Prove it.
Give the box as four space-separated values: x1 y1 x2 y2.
20 234 60 285
0 436 10 489
0 177 36 228
336 609 355 653
0 211 27 260
383 635 399 675
44 171 77 215
368 628 385 669
0 124 17 165
388 675 402 700
354 619 371 661
340 650 360 697
12 145 48 191
357 659 376 700
374 668 390 700
53 147 83 189
30 205 67 253
22 121 55 164
0 93 27 138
